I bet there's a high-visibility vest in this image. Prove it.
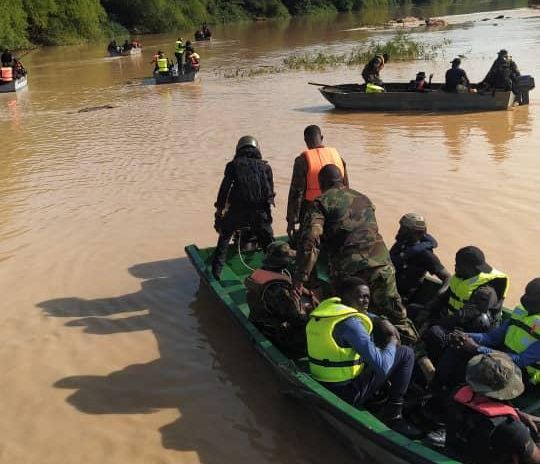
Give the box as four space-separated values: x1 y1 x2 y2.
303 147 344 202
157 58 169 72
504 304 540 385
366 83 384 93
448 269 509 314
306 297 373 383
175 41 185 53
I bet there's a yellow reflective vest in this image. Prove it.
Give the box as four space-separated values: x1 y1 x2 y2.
504 304 540 385
306 297 373 383
175 40 185 53
157 57 169 72
448 269 509 314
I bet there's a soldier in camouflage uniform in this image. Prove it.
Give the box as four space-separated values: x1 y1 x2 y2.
481 49 520 91
292 165 418 344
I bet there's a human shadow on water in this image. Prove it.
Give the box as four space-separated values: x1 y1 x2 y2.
38 257 357 463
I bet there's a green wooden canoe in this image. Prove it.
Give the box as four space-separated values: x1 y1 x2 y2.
185 242 540 464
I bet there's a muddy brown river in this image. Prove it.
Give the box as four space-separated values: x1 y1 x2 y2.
0 2 539 463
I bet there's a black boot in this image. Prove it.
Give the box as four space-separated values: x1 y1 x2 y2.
379 401 424 440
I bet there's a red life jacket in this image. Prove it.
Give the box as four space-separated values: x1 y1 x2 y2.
454 386 519 419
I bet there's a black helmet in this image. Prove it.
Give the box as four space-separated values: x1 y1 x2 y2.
236 135 260 152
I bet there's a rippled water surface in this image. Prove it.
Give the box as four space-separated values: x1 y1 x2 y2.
1 2 539 463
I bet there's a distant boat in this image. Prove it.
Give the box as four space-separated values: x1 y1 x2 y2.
108 46 143 57
153 69 198 85
317 81 535 112
0 75 28 93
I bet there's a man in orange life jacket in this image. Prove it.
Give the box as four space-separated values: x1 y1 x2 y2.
446 352 540 464
286 125 349 244
246 240 312 357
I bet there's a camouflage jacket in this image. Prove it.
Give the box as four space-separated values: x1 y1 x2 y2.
286 149 348 225
483 58 520 88
294 186 392 282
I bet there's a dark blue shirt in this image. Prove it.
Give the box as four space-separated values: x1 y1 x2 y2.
445 67 469 91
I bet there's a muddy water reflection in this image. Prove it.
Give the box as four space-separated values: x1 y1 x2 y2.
0 2 539 464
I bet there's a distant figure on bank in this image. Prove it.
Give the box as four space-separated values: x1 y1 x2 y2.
246 240 312 358
408 71 433 92
446 352 540 464
286 125 349 244
1 48 13 67
362 53 389 86
389 213 450 306
481 49 520 91
211 136 275 280
305 278 423 438
444 58 470 92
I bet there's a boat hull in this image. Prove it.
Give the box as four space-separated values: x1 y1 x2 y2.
154 70 198 85
185 242 459 464
0 75 28 93
108 47 142 57
319 83 515 112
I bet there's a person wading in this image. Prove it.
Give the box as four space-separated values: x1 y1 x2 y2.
286 125 348 244
211 136 275 280
292 165 417 344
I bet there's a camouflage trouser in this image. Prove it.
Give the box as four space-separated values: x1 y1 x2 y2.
334 264 419 345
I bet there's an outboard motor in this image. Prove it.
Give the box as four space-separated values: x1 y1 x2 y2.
514 75 535 105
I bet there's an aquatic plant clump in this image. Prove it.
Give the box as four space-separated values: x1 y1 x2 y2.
219 32 451 78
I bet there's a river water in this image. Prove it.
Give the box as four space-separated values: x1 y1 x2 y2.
1 2 539 463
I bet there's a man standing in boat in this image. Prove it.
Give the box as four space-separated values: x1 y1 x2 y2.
292 165 418 344
174 37 186 72
1 48 13 67
286 125 349 245
211 136 275 280
305 278 423 438
361 53 389 86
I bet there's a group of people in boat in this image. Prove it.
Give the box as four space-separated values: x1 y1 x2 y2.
210 125 540 464
1 49 27 82
194 23 212 41
107 39 142 55
152 40 200 76
362 49 526 101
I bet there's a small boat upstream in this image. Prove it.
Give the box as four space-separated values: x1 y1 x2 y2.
315 79 535 112
0 74 28 93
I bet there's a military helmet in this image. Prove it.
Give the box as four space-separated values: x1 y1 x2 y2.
399 213 427 231
498 49 508 57
236 135 260 152
263 240 296 268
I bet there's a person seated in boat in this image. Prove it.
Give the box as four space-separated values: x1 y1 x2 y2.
445 352 540 464
444 58 470 93
122 39 131 52
305 278 423 439
202 23 212 38
12 59 26 79
431 277 540 396
185 50 200 72
194 29 205 41
154 51 170 75
131 39 141 48
408 72 433 92
1 48 13 67
292 165 418 345
211 136 275 280
390 213 450 309
246 240 313 358
361 53 389 87
480 49 520 92
422 246 509 364
286 124 349 247
108 40 119 54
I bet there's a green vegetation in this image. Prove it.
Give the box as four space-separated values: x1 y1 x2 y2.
220 31 451 78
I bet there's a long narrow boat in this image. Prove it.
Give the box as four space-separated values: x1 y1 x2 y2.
108 47 142 57
185 241 540 463
0 75 28 93
154 70 198 85
318 83 515 112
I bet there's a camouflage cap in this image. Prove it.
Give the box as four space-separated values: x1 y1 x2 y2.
399 213 427 231
466 352 524 400
263 240 296 267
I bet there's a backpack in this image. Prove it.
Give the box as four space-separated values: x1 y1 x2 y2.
233 156 273 205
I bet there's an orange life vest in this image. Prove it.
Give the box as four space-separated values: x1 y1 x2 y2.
303 147 344 202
